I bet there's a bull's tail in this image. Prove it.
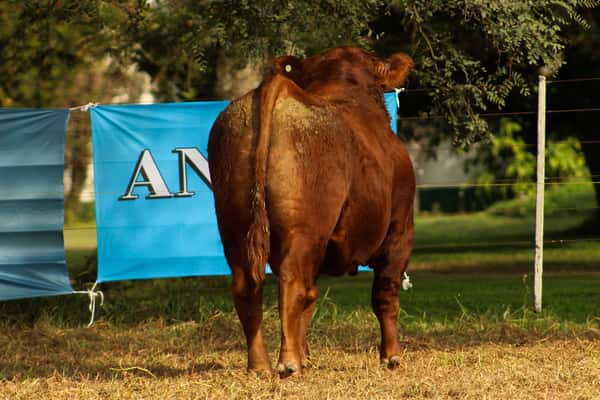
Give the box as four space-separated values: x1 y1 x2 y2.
246 74 288 285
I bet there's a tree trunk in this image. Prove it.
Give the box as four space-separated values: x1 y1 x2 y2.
64 114 91 216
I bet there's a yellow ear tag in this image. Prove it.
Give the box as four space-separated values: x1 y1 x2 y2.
285 64 292 73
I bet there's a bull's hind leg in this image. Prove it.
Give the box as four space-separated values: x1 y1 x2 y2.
371 265 403 368
298 285 318 367
275 240 320 378
277 274 305 377
231 265 271 373
371 223 414 369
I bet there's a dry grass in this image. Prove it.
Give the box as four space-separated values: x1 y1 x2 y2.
1 317 599 400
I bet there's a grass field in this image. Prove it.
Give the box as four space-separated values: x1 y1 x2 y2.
1 184 599 399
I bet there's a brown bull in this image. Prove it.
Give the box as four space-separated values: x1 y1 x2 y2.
208 46 415 377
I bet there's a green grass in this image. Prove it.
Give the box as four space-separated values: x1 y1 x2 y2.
412 181 600 271
61 180 600 275
485 179 596 218
2 182 599 331
2 270 598 333
2 184 599 399
320 272 600 324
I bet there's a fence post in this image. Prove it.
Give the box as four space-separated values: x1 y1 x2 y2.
534 75 547 313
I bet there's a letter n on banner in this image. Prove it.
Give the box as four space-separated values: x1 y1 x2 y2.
90 102 230 283
0 109 73 300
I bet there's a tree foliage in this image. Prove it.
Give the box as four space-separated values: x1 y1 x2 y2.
0 0 138 107
132 0 598 143
2 0 600 211
204 0 384 59
387 0 599 147
123 0 218 101
3 0 596 123
548 8 600 208
467 119 588 202
126 0 385 101
0 0 147 210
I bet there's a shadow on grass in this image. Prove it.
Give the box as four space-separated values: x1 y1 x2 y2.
0 360 228 381
1 312 597 381
0 316 243 380
319 316 599 351
1 271 598 381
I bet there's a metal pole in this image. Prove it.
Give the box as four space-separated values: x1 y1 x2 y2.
534 75 547 313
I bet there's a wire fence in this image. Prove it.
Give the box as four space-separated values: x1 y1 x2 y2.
59 76 600 257
61 174 600 249
404 77 600 254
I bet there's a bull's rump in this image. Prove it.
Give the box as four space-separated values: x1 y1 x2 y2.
208 92 257 261
209 89 400 273
209 90 350 258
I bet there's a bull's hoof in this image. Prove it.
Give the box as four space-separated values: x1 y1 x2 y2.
277 361 300 378
381 355 402 370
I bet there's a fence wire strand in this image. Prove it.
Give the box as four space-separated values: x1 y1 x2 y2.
57 77 600 255
398 107 600 122
400 74 600 94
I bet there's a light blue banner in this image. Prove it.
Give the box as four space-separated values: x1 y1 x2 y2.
90 93 397 283
0 109 72 300
91 102 230 282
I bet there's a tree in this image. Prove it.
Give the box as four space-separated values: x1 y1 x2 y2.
3 1 599 213
0 0 147 213
466 119 588 204
129 0 598 158
371 1 598 144
127 0 385 100
370 0 600 222
390 3 600 216
0 0 128 107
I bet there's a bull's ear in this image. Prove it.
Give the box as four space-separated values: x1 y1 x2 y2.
374 53 414 90
273 55 302 77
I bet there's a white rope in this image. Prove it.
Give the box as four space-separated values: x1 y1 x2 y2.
394 87 405 109
73 282 104 327
402 272 413 291
68 102 98 112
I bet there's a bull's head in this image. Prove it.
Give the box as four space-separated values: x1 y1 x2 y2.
273 47 414 93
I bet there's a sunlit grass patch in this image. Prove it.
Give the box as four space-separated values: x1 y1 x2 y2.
1 314 598 399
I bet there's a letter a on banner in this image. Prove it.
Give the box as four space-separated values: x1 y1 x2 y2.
0 109 73 300
119 150 173 200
